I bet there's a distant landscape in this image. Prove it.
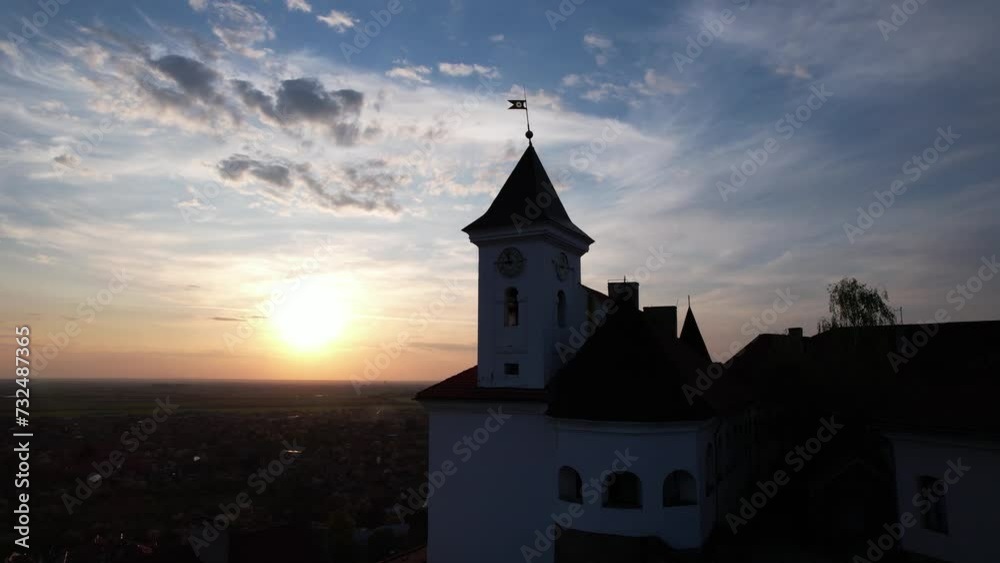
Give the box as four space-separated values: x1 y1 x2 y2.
3 379 432 562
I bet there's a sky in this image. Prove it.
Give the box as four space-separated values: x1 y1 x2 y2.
1 0 998 382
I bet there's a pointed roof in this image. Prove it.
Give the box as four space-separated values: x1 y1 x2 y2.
462 145 593 243
680 306 711 362
546 306 715 422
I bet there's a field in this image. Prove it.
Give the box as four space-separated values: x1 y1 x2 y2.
29 378 431 417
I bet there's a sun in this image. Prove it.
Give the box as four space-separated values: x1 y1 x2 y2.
272 280 351 352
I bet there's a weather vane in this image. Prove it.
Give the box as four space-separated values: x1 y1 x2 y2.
508 86 532 144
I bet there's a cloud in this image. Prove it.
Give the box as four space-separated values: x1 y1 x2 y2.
561 74 581 87
775 64 812 80
275 78 363 141
437 62 500 79
199 1 275 58
317 9 357 32
189 0 209 11
489 34 504 42
52 153 80 167
218 154 293 187
216 154 405 214
231 79 279 121
285 0 312 13
29 254 54 265
151 54 222 103
386 65 432 84
583 32 615 65
631 68 686 96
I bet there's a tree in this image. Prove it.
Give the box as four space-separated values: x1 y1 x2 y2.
817 278 896 332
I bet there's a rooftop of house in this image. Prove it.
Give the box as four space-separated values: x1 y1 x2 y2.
461 144 593 243
416 288 717 423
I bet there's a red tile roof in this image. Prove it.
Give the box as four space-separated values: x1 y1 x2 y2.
414 366 547 402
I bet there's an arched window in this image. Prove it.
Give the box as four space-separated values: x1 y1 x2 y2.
558 466 582 503
705 446 716 497
603 472 641 508
663 470 697 506
556 290 567 328
504 288 519 327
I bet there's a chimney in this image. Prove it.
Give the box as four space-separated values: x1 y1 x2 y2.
608 279 640 310
787 327 803 339
645 306 678 341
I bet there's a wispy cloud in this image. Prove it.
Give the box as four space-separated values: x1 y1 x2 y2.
285 0 312 13
316 9 357 32
437 62 500 79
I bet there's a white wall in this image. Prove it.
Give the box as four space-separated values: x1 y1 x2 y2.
552 419 712 550
888 434 1000 563
425 402 556 563
423 404 717 562
475 235 586 389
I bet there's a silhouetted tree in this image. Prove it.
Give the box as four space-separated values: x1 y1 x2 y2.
817 278 896 332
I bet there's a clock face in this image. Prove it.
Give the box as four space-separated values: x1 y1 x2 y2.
553 252 570 281
496 247 525 277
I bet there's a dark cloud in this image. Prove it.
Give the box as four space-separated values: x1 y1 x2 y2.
216 153 404 214
228 77 366 144
151 54 220 103
135 54 238 128
53 153 80 167
211 316 242 322
217 154 292 187
232 79 278 121
275 78 362 121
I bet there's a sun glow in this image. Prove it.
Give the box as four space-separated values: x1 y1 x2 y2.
272 280 352 352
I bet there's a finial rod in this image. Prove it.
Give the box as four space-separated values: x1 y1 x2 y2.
523 85 532 145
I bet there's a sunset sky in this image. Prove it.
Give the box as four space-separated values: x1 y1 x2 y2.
1 0 998 381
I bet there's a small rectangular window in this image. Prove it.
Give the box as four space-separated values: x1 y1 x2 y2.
918 475 949 534
504 363 519 376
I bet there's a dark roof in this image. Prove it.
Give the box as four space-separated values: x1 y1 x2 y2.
462 145 593 243
414 366 547 402
680 306 711 362
727 321 1000 437
377 546 426 562
546 306 716 422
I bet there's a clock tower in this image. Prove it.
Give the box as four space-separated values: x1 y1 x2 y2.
462 144 593 389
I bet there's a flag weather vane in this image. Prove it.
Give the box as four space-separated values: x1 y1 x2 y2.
508 86 532 144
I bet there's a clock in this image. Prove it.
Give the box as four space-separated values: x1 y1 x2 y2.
496 247 525 277
553 252 570 281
